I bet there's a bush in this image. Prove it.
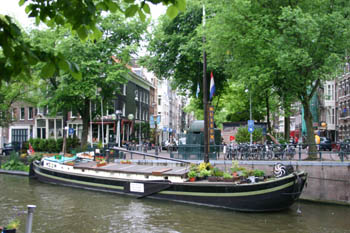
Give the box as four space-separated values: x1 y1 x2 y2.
38 139 48 152
30 138 41 151
56 138 63 152
22 141 29 150
1 153 29 172
67 137 80 150
235 127 263 143
27 153 43 163
47 139 57 152
212 167 224 177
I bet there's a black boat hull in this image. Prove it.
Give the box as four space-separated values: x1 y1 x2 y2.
31 161 307 212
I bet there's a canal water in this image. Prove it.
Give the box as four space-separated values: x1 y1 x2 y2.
1 174 349 233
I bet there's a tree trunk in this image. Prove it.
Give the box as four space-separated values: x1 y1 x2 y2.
283 100 291 142
301 97 318 159
265 91 271 133
284 115 290 142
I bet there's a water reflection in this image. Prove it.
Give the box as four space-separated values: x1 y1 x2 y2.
0 174 349 233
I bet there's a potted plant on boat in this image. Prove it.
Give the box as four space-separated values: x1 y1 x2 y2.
97 159 107 167
199 169 211 180
223 172 234 182
208 167 224 182
187 170 198 182
2 219 20 233
253 169 265 182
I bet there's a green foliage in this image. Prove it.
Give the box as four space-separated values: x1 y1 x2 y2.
223 172 233 179
277 138 287 144
6 219 20 229
235 127 263 143
187 170 198 178
47 139 57 152
28 138 73 153
199 169 211 178
142 0 227 101
56 138 63 152
29 138 41 151
1 154 29 172
253 169 265 177
1 0 185 84
205 0 350 157
67 137 80 150
38 139 48 152
212 167 224 177
27 153 43 164
22 141 29 151
31 13 147 147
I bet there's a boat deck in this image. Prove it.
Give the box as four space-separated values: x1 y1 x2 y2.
73 161 190 176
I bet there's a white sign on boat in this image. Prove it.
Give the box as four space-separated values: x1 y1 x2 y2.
130 183 144 193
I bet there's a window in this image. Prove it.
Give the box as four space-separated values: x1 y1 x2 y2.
20 108 25 120
56 119 62 138
12 108 16 120
71 109 78 118
29 107 33 120
48 119 55 138
158 98 161 105
37 107 44 115
37 119 46 139
12 129 28 143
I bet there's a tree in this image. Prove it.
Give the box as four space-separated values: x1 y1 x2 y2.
0 78 38 127
0 0 186 85
206 0 350 159
32 13 147 148
141 0 227 100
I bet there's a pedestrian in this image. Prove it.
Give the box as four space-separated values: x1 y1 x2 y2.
315 134 320 150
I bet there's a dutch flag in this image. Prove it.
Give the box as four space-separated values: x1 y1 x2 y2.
209 72 215 100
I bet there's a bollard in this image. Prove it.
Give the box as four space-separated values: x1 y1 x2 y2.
298 144 302 161
155 146 159 156
319 151 322 160
25 205 36 233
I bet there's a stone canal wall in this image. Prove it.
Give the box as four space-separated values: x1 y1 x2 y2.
212 160 350 206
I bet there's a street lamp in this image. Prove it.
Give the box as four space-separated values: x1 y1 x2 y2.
115 110 122 147
154 115 159 155
127 113 134 142
135 94 142 148
152 102 159 155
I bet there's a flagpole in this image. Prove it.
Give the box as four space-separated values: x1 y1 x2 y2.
202 4 209 163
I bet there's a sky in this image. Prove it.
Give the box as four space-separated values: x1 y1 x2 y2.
0 0 166 29
0 0 34 28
